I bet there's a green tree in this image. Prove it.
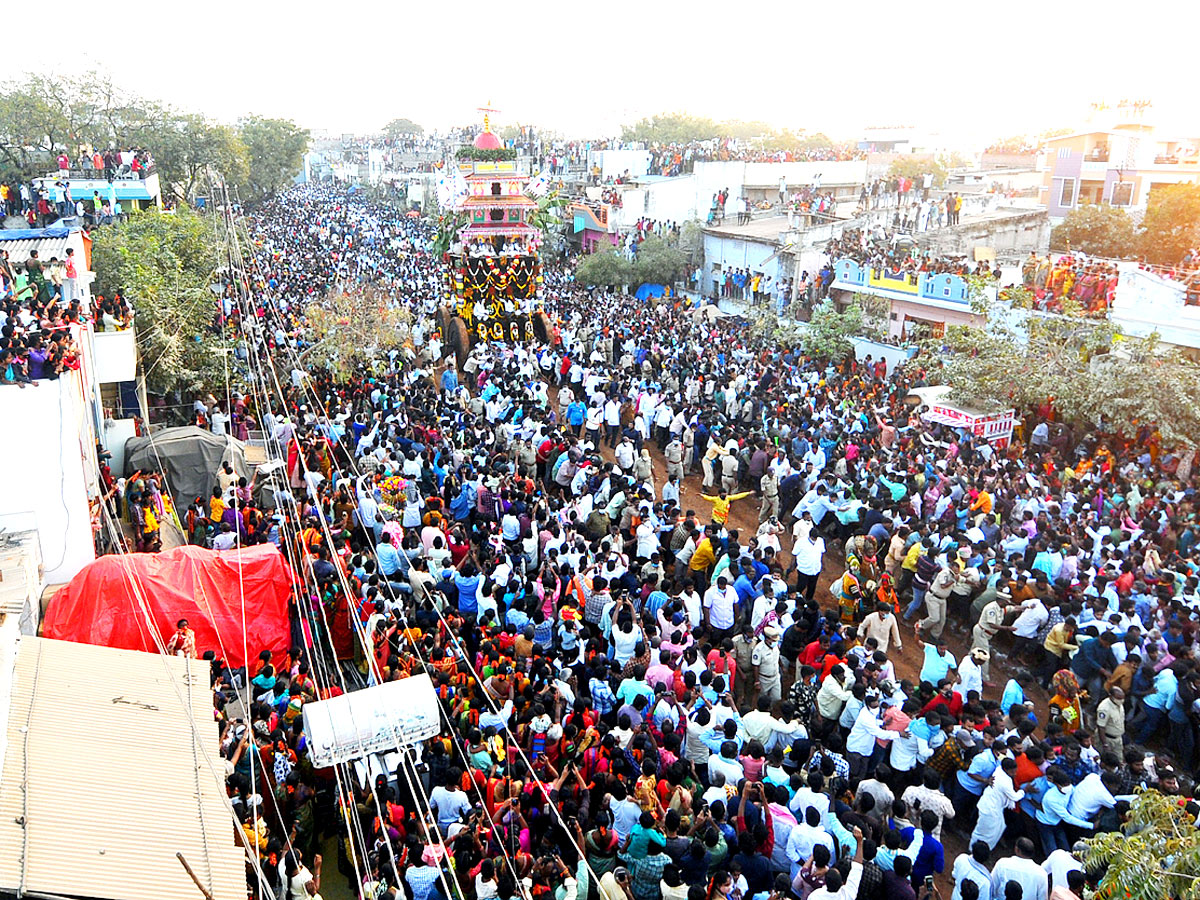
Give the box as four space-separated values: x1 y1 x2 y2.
237 116 309 206
1081 790 1200 900
382 117 423 138
621 113 720 144
984 134 1036 154
300 289 413 378
1139 183 1200 265
800 300 879 361
677 220 705 266
915 300 1200 445
633 236 688 288
720 120 773 140
575 248 632 289
90 208 227 395
888 155 947 188
0 73 95 177
937 151 973 170
1050 202 1136 257
135 111 249 202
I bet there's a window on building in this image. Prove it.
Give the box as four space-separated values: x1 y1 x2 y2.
1058 178 1076 208
1111 182 1134 206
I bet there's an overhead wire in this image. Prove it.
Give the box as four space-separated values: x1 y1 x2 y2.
207 176 376 896
224 186 484 900
229 184 603 888
218 183 454 897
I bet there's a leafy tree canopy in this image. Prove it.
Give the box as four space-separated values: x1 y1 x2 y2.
1050 202 1136 257
455 146 515 161
800 299 881 361
983 135 1038 154
1139 183 1200 265
888 155 948 188
632 235 688 288
301 289 413 378
0 72 289 204
621 113 721 144
90 208 227 395
1081 790 1200 900
575 248 631 289
620 114 841 153
237 116 309 206
721 120 774 140
913 293 1200 446
382 117 423 138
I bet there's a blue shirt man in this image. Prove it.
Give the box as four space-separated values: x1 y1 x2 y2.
376 537 404 577
957 745 1002 796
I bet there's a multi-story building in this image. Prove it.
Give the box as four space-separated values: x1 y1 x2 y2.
1037 104 1200 221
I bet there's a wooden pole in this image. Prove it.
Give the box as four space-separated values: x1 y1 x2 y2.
176 852 215 900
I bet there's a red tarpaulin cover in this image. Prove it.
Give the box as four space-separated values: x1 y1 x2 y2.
44 544 293 669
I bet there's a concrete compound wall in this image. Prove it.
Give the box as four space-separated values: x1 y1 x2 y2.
701 233 782 297
915 208 1050 259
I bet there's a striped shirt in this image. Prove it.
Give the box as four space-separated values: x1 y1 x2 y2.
590 677 617 716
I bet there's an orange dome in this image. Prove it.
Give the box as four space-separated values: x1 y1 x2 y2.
473 130 502 150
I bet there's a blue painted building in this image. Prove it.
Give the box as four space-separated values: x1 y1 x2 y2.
829 257 986 340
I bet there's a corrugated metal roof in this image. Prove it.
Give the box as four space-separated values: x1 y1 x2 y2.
0 637 247 900
0 236 69 266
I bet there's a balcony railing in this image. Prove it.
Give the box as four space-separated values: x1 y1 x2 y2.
52 165 155 182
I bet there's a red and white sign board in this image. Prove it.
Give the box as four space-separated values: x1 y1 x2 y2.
924 405 1015 447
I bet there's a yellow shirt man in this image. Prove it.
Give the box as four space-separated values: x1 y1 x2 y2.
701 491 751 525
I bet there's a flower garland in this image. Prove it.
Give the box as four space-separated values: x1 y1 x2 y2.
378 474 410 508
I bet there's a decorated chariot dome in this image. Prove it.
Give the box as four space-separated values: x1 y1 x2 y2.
438 104 546 346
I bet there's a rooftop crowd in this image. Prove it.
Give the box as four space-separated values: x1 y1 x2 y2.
0 245 96 386
132 184 1200 900
824 230 1001 282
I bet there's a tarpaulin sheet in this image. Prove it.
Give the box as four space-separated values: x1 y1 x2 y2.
124 426 253 507
635 283 668 301
43 544 293 669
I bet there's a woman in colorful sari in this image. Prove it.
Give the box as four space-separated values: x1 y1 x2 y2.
1048 669 1083 735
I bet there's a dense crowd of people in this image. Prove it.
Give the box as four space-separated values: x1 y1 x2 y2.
0 246 89 386
825 230 1000 283
643 140 866 177
1020 255 1120 316
100 184 1200 900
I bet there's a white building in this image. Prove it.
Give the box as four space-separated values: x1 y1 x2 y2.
0 227 144 585
1109 263 1200 352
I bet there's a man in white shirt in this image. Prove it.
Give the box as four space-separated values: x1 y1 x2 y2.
706 741 744 787
971 757 1024 851
742 695 793 746
703 576 738 637
845 694 904 780
212 522 238 550
602 397 622 447
210 405 230 437
1042 846 1083 895
662 476 680 507
1066 771 1124 820
990 838 1047 900
788 771 832 827
784 806 835 882
1011 586 1046 638
959 647 988 698
950 841 994 900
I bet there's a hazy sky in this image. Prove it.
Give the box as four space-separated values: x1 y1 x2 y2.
3 0 1196 142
